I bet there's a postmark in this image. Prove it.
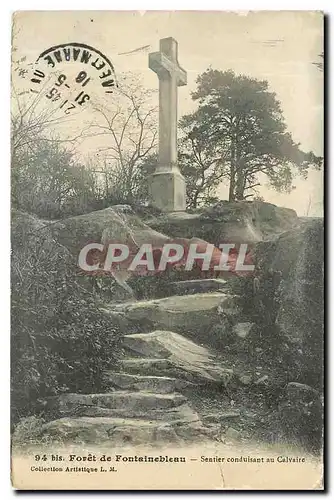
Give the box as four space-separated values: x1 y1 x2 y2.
29 42 118 115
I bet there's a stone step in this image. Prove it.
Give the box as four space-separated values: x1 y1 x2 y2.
122 331 234 385
39 416 209 445
120 358 192 380
168 278 229 296
53 391 187 414
106 293 237 342
104 371 193 393
55 402 200 424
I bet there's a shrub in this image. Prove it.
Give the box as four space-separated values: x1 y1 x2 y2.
12 416 45 446
11 211 122 426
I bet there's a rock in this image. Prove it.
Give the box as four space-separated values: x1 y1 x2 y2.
175 422 212 442
154 425 181 443
104 372 193 393
49 205 170 257
255 375 269 385
169 279 229 296
109 293 237 344
54 401 201 425
101 310 132 331
121 330 234 385
285 382 319 402
120 358 188 378
278 382 323 450
232 322 254 339
238 374 253 385
53 392 187 414
146 201 298 247
48 205 233 287
256 219 323 387
225 427 241 441
275 220 324 341
202 411 240 423
39 417 199 445
209 320 234 347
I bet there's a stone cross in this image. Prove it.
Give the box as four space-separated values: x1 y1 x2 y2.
148 37 187 212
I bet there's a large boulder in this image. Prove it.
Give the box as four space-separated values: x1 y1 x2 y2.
145 201 298 246
255 218 324 388
275 221 324 341
49 204 170 257
47 205 241 286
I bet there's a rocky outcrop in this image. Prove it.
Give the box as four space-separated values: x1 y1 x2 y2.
275 221 324 341
49 204 170 257
255 218 324 388
18 203 321 451
145 201 298 246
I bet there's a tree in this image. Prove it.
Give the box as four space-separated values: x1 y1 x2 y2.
12 136 104 218
88 74 158 204
178 117 229 208
179 69 322 202
11 63 100 218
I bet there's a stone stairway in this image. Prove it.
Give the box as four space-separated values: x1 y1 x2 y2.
40 279 241 446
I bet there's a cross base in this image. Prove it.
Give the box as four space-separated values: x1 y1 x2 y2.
149 169 186 212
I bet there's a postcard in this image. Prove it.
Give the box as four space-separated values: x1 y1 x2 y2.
11 10 324 490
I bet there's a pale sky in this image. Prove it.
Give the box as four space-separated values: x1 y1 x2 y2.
13 10 324 216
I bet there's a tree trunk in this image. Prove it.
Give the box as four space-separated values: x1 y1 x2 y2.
234 136 245 200
228 171 235 201
229 141 236 201
192 192 200 209
235 170 245 200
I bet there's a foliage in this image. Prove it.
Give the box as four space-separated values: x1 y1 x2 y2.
11 72 160 218
179 69 322 204
11 136 104 218
12 416 46 446
11 61 106 219
11 211 122 426
88 74 158 205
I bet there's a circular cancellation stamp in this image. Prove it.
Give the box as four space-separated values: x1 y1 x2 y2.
29 42 118 115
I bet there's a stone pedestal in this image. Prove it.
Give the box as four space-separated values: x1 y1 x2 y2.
149 169 186 212
149 38 187 213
